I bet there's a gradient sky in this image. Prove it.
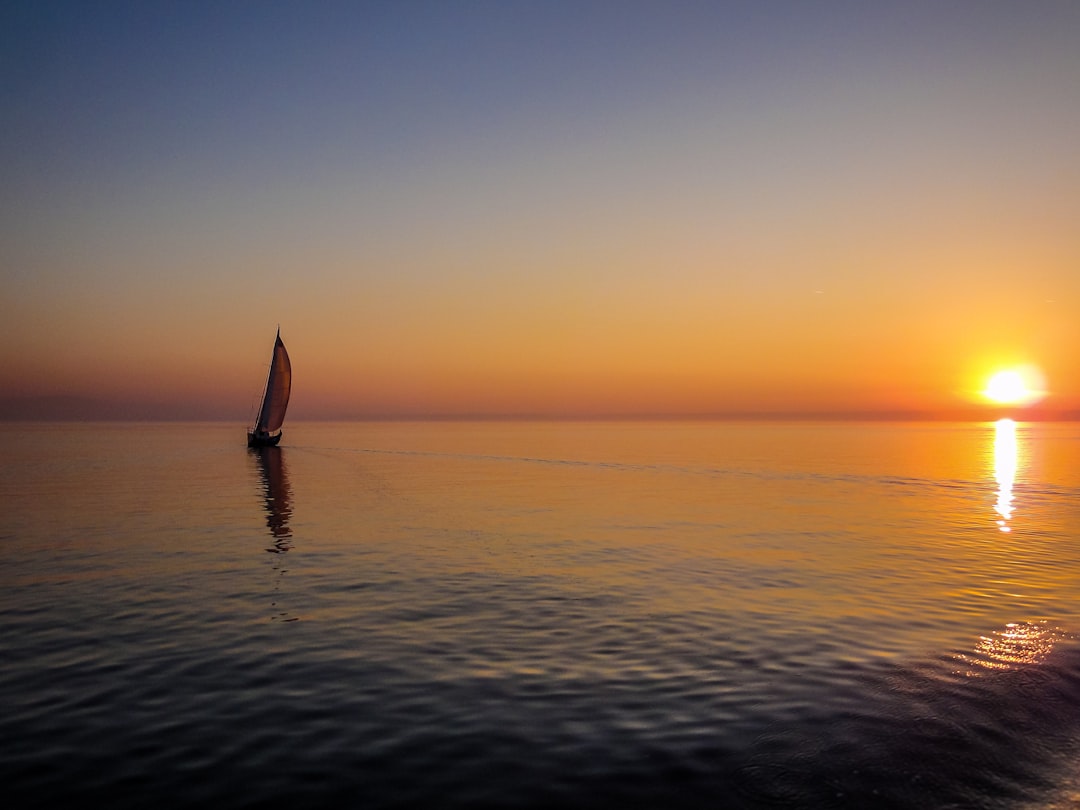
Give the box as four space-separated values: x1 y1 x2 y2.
3 1 1078 419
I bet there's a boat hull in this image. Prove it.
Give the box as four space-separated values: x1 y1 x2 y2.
247 430 282 448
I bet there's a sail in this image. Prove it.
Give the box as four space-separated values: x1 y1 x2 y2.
255 333 291 434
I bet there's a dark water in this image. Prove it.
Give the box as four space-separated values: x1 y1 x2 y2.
3 420 1080 808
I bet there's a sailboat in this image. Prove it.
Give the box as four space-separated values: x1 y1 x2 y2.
247 329 292 447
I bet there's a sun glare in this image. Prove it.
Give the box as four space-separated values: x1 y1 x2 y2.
983 366 1046 406
986 371 1026 403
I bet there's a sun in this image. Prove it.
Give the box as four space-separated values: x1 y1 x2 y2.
985 371 1027 403
982 366 1046 406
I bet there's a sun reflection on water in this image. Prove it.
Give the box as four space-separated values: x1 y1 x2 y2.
993 418 1018 532
956 621 1059 674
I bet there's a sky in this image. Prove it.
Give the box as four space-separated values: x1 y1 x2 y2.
2 1 1078 420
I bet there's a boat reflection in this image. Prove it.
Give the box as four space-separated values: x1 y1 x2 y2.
252 445 293 552
992 418 1018 533
250 446 298 622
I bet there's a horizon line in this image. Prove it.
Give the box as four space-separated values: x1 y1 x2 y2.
3 412 1079 425
2 395 1076 423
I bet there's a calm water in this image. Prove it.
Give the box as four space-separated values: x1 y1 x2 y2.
3 420 1080 809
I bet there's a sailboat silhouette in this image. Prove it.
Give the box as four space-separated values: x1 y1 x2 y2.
248 329 291 447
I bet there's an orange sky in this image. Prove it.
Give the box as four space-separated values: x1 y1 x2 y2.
3 4 1079 420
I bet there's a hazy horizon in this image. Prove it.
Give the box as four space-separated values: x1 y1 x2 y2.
1 392 1076 424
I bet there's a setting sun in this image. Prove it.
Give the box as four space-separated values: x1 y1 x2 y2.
983 366 1047 406
986 371 1027 403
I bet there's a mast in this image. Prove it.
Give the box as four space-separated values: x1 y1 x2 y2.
251 331 274 432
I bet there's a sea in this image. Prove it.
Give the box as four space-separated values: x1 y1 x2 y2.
3 419 1080 809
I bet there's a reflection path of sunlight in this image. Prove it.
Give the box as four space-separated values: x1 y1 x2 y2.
993 418 1018 533
956 621 1060 674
